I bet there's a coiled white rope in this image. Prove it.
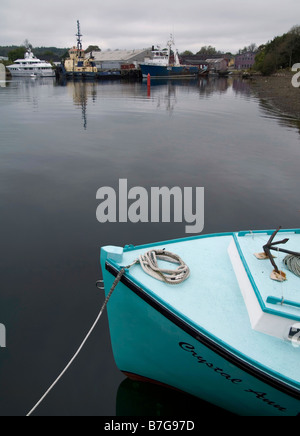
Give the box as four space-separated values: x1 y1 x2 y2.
26 249 189 416
283 255 300 278
138 249 190 284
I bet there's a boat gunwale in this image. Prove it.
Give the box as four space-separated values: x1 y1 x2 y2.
104 254 300 400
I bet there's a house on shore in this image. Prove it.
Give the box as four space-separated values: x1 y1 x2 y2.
235 51 257 70
180 54 230 73
206 58 228 72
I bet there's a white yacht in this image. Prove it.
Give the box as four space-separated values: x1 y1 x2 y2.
7 49 55 77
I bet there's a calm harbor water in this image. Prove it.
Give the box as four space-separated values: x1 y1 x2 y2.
0 75 300 416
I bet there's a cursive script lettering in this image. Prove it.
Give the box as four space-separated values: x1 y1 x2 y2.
179 342 287 413
179 342 242 384
244 389 286 412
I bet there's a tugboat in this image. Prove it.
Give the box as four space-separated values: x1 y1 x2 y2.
63 21 98 79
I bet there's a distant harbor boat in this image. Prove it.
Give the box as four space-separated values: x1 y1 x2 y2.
7 49 55 77
62 21 98 79
139 36 207 79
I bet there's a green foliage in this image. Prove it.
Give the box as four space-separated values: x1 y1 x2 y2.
8 47 26 62
196 46 221 56
180 50 194 56
254 25 300 75
85 45 101 53
0 45 69 62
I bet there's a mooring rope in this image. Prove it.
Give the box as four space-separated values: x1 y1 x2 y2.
26 266 128 417
283 255 300 278
26 249 189 416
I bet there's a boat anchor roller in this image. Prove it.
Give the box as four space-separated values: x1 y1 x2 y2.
255 227 300 281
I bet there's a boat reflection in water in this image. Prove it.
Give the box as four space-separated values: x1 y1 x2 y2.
116 377 233 416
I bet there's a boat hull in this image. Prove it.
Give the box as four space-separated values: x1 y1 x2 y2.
66 71 98 79
7 68 55 77
139 63 199 78
101 232 300 416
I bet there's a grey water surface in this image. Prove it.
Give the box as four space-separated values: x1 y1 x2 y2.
0 75 299 416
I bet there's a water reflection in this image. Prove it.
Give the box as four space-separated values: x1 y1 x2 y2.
67 81 97 130
1 75 300 416
258 98 300 134
58 76 300 136
116 378 234 416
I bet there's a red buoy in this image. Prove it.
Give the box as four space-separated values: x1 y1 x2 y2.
147 74 151 97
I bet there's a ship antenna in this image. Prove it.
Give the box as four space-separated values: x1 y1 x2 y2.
76 20 83 50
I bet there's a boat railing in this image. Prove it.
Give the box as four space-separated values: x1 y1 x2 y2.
267 296 300 310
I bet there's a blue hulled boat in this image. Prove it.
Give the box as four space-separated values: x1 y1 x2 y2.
139 36 205 79
100 228 300 416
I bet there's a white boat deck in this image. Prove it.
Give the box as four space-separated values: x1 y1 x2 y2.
236 231 300 318
108 231 300 390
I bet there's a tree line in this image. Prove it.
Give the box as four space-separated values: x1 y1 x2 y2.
2 25 300 75
0 41 69 63
0 39 102 64
253 25 300 75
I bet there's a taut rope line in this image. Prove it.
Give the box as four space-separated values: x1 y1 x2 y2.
26 267 128 417
26 249 189 416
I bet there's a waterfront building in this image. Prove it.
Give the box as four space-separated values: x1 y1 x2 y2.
86 49 153 71
235 51 257 70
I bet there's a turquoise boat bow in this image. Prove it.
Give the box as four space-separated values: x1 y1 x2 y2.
100 229 300 416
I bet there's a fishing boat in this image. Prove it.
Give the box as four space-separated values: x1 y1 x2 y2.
100 228 300 416
139 36 205 79
6 49 55 77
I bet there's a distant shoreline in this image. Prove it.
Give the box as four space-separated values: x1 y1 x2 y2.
249 72 300 120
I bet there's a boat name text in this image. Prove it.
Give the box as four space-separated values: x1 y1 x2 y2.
179 342 287 413
96 179 204 234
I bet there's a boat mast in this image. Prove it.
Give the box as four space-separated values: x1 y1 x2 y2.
76 20 83 51
167 34 180 66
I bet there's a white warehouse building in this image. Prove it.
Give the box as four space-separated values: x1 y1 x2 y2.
86 48 153 70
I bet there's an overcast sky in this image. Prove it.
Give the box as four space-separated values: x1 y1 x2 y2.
1 0 300 53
